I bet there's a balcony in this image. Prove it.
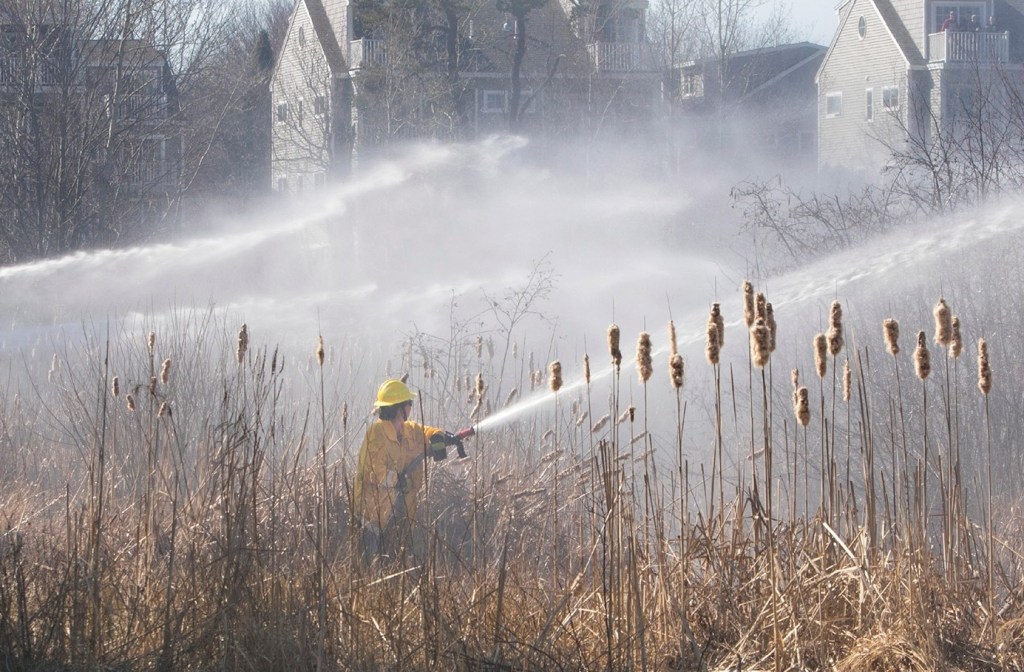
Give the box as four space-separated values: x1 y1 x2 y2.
586 41 654 72
928 31 1009 64
0 54 20 85
349 38 386 69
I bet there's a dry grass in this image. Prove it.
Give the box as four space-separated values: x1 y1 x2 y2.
0 284 1020 672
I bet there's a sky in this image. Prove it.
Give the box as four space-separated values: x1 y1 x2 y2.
785 0 840 45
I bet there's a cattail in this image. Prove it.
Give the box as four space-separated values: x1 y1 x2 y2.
316 336 325 367
751 317 770 368
400 372 410 384
742 280 755 327
636 332 653 383
755 292 767 321
591 414 610 433
668 320 678 356
843 359 852 402
795 387 810 426
827 300 844 356
475 335 483 358
126 394 136 412
111 375 120 398
342 401 348 432
791 368 800 406
476 373 485 400
712 303 725 347
977 338 992 395
814 333 828 378
149 376 158 397
504 388 518 407
670 353 684 389
628 405 635 423
617 408 632 424
950 316 963 359
549 361 563 393
608 324 622 371
160 358 171 384
147 331 156 357
933 298 952 347
236 324 249 364
914 331 930 380
765 302 777 353
541 428 555 443
883 318 900 356
470 400 482 420
705 320 720 366
629 431 648 446
158 401 170 418
575 411 589 428
583 354 591 385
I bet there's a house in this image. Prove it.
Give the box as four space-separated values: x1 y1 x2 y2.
270 0 662 194
668 42 826 170
816 0 1024 176
0 11 180 257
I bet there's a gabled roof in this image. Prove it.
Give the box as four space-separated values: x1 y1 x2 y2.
872 0 924 66
303 0 348 74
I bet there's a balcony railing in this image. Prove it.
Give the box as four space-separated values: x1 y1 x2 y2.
0 54 21 85
349 38 386 69
928 31 1009 64
586 41 653 72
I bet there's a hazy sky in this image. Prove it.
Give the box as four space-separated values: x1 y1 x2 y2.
785 1 840 45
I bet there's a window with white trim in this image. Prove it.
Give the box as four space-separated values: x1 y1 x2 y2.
276 102 288 123
882 85 900 110
826 92 843 118
481 90 506 113
314 95 327 115
866 88 874 121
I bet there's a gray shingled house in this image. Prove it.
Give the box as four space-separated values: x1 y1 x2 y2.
269 0 662 194
817 0 1024 175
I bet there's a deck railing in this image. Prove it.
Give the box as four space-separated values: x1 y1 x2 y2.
928 31 1009 63
349 38 386 69
586 41 653 72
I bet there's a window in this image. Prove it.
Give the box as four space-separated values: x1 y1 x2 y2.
482 90 506 113
865 88 874 121
931 3 985 32
314 95 327 115
826 92 843 118
882 85 900 110
681 71 703 97
858 16 867 39
276 102 288 123
297 99 304 124
298 26 306 47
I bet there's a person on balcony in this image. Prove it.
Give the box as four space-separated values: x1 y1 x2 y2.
967 14 981 32
985 16 1000 32
941 11 957 31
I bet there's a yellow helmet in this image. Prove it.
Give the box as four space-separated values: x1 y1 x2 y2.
373 379 416 407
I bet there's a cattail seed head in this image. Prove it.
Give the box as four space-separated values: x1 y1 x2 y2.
755 292 767 321
158 401 170 418
591 414 610 433
711 303 725 347
149 376 158 397
827 301 844 356
742 280 755 327
668 320 678 356
977 338 992 395
791 368 799 406
316 336 325 367
705 320 720 366
160 358 171 385
765 302 777 353
504 388 518 407
476 373 485 400
795 387 810 427
950 316 963 359
608 324 622 371
147 331 156 356
843 359 852 402
628 405 635 423
914 331 931 380
883 318 900 356
236 324 249 364
126 394 136 412
584 354 592 385
814 333 828 378
933 298 952 347
751 317 770 368
670 353 684 389
475 335 483 358
636 332 653 383
548 361 562 393
111 375 120 398
342 401 348 432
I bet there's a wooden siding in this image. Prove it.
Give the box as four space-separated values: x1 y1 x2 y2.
271 0 338 193
818 0 914 174
889 0 925 52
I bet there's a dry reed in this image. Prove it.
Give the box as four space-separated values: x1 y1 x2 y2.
977 338 992 394
934 298 952 346
751 317 770 368
742 280 755 327
914 331 931 380
814 333 828 378
828 300 844 356
795 386 810 426
951 316 963 359
160 359 171 385
236 323 248 363
669 354 684 390
636 332 653 383
548 361 562 393
884 318 900 356
608 324 622 371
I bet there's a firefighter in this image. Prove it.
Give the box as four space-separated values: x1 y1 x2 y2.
353 379 473 562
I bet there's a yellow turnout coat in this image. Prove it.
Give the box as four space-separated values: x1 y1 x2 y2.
353 419 444 528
